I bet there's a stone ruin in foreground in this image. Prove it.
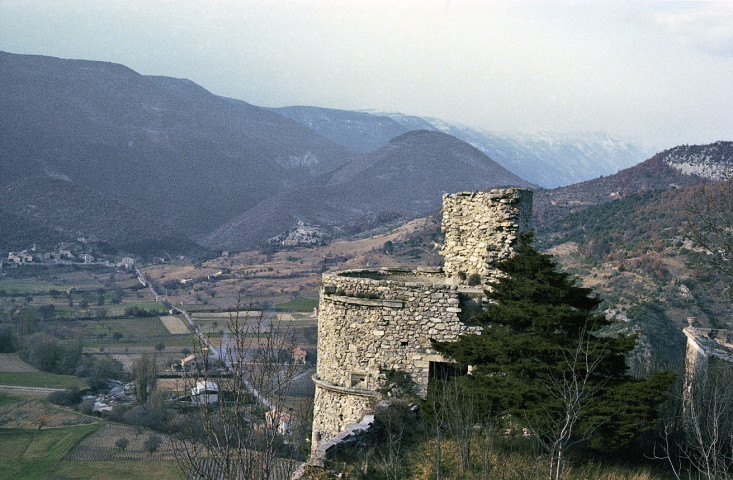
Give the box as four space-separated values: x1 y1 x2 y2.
310 188 533 456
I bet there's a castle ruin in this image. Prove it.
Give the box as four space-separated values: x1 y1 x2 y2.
310 188 533 454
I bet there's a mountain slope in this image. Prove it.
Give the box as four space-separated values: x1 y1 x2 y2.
538 182 732 367
0 51 353 236
533 141 733 228
0 177 203 256
203 130 535 250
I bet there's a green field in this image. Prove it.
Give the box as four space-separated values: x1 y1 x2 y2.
0 280 67 294
52 460 182 480
0 424 100 480
80 317 171 339
0 372 88 389
275 297 319 312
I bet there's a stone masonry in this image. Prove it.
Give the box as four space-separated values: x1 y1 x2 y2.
441 189 533 284
310 188 533 455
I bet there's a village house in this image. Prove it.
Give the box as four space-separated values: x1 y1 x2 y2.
292 347 307 365
8 250 33 264
265 409 293 435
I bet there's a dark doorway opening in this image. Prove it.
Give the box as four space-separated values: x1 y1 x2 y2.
429 361 467 382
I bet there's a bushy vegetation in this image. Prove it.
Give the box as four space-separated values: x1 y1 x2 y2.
19 332 83 375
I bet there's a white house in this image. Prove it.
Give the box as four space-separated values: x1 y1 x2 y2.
191 381 219 405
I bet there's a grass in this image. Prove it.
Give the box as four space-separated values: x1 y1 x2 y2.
0 280 66 295
52 460 183 479
275 297 319 312
0 424 100 480
0 371 88 389
79 316 171 338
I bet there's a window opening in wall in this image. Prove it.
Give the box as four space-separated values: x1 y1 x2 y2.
400 341 408 346
428 361 467 383
350 372 367 388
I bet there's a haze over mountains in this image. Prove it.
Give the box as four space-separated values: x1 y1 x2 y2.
275 106 654 188
0 50 726 257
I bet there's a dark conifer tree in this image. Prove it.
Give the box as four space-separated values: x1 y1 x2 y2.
432 233 673 452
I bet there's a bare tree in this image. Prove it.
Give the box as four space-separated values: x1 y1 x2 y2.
654 361 733 480
372 401 422 480
531 327 608 480
173 304 304 480
684 178 733 283
438 377 477 477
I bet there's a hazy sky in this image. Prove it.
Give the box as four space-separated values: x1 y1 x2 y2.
1 1 731 148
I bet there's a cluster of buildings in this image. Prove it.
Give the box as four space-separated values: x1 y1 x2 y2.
2 242 135 270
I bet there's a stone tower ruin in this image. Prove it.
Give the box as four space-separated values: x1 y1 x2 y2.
310 188 533 454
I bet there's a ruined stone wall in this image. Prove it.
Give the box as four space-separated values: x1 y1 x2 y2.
311 270 478 452
441 189 533 285
683 327 733 410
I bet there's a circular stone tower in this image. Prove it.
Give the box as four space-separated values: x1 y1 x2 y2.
310 188 532 455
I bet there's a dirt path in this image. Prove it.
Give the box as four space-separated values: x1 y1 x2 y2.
0 384 63 396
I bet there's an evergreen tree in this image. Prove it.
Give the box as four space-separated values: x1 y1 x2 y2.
432 233 673 452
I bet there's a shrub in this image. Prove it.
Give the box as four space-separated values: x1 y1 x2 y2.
78 398 95 415
467 273 482 286
0 328 17 353
48 387 81 407
20 333 82 375
124 404 167 431
75 354 124 391
115 437 129 451
143 434 162 456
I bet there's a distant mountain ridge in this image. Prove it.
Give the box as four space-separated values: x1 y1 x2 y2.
271 106 409 154
202 130 534 250
3 50 707 257
1 51 545 254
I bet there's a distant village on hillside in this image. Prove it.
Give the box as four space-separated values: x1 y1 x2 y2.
2 240 136 270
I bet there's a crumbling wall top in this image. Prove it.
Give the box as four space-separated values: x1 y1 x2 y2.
440 188 533 286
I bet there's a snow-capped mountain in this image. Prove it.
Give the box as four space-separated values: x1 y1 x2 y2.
379 112 655 188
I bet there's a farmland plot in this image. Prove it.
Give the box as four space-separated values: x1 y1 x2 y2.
0 398 97 429
66 423 176 461
160 315 190 335
0 353 38 373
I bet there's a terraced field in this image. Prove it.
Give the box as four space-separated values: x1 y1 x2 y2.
0 398 97 429
66 423 176 461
